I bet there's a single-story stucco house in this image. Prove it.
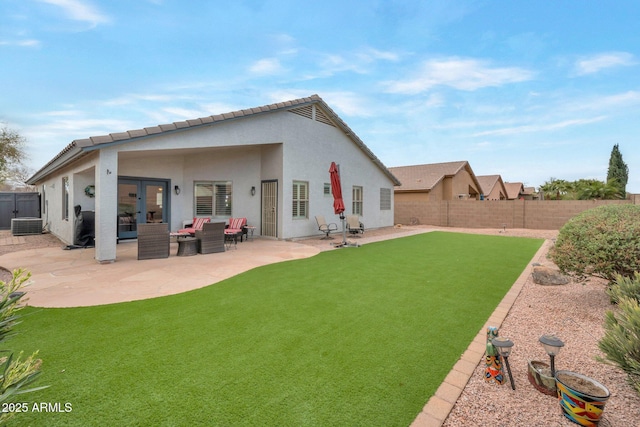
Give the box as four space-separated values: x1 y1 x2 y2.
27 94 400 263
389 161 482 202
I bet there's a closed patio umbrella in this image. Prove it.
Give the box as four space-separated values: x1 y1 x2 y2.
329 162 347 246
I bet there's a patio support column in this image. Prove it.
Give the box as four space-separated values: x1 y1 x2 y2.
94 149 118 263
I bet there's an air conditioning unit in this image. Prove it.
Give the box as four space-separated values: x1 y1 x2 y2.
11 218 43 236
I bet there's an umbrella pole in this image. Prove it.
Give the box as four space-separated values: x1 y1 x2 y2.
340 214 346 246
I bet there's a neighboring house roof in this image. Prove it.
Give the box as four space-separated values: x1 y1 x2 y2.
504 182 525 199
27 94 400 186
389 161 481 193
476 175 501 196
522 186 536 196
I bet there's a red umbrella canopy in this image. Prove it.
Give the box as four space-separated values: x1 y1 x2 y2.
329 162 345 214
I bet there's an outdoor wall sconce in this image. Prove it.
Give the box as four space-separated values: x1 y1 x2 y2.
174 185 180 195
250 186 256 196
539 334 564 377
492 337 516 390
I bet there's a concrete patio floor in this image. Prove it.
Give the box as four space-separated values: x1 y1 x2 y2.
0 227 429 308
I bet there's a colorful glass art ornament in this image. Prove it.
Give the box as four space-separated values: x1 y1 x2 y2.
484 326 505 384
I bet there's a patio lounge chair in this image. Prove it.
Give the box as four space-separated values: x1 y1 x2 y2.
315 215 338 239
137 223 170 260
346 215 364 236
225 217 247 243
196 222 225 254
178 217 210 235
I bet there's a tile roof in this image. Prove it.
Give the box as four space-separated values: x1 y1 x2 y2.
476 175 502 196
388 161 471 191
28 95 400 186
504 182 525 199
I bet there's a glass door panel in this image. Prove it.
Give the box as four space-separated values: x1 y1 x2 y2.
144 183 166 223
118 181 140 239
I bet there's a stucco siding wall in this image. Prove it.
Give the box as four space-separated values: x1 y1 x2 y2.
280 111 395 239
36 153 99 244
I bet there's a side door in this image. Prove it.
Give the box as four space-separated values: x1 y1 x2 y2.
261 180 277 238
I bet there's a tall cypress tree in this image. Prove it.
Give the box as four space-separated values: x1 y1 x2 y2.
607 144 629 196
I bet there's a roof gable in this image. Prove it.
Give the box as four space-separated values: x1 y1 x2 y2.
504 182 525 199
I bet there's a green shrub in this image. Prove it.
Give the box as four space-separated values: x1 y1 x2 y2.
607 272 640 304
0 269 47 423
550 204 640 281
598 274 640 395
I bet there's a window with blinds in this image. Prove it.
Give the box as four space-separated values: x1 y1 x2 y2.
292 181 308 219
352 186 363 215
380 188 391 210
194 181 232 217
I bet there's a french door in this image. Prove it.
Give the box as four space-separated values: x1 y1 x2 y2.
117 178 169 239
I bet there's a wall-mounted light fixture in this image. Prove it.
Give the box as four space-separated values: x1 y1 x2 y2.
250 186 256 196
174 185 181 195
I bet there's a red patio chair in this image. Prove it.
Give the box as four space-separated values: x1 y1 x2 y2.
178 217 210 235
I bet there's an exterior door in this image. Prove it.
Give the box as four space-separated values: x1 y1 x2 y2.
261 180 277 238
117 179 169 239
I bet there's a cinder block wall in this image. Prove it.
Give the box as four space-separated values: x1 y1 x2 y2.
395 198 636 229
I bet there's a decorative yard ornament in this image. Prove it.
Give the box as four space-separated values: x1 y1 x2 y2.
484 326 505 385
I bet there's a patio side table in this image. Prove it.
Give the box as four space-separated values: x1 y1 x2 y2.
176 237 198 256
245 225 256 241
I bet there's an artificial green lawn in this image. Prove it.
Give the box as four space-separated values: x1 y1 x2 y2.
9 232 542 426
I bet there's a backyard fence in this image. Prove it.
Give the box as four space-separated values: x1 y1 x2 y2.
395 197 638 230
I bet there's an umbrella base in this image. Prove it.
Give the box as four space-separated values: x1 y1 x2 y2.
334 241 360 248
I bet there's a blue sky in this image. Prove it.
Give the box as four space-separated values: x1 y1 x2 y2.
1 0 639 192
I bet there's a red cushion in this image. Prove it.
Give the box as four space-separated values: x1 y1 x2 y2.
229 217 246 230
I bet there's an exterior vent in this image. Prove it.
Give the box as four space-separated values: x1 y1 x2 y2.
289 105 313 120
315 108 336 127
289 105 336 127
11 218 43 236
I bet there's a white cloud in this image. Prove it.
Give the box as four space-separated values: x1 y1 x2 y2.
249 58 284 75
575 52 636 75
385 57 535 94
357 48 401 63
0 39 40 47
472 116 607 137
38 0 110 27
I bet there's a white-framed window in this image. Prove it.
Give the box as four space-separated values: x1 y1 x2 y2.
352 186 363 215
324 182 331 196
194 181 232 217
380 188 391 210
292 181 309 219
62 177 69 220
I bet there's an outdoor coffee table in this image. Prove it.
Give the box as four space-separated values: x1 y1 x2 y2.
176 236 198 256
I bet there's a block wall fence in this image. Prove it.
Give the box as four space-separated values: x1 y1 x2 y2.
394 195 639 230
